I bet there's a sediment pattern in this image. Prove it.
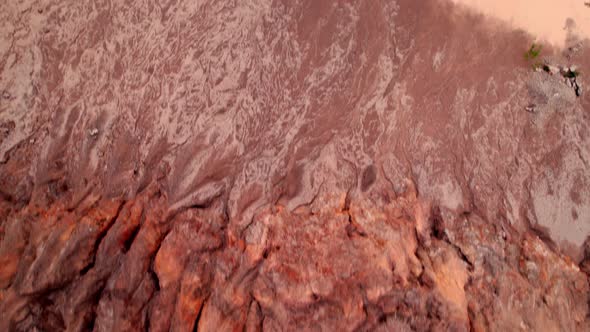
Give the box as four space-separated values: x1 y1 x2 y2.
1 0 590 331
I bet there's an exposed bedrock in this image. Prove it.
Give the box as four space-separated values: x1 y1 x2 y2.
1 0 590 331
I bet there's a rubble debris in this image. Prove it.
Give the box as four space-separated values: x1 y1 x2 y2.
537 61 582 97
562 67 582 97
525 103 536 113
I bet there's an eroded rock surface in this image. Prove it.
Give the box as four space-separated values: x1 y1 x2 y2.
1 0 590 331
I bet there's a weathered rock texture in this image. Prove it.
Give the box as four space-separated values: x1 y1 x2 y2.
1 0 590 331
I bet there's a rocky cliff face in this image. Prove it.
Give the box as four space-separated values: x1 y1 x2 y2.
1 0 590 331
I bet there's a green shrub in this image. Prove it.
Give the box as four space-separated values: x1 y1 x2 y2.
524 43 542 60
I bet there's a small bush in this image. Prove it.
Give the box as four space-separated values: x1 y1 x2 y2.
524 43 542 60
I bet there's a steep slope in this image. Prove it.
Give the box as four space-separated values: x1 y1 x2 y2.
1 0 590 331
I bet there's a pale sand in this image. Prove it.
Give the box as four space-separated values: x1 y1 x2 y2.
452 0 590 47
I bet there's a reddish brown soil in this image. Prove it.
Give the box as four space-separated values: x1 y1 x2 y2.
1 0 590 331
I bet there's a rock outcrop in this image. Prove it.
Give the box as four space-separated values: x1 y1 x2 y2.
1 0 590 330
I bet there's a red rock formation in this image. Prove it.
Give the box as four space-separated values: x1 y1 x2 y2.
1 0 590 331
